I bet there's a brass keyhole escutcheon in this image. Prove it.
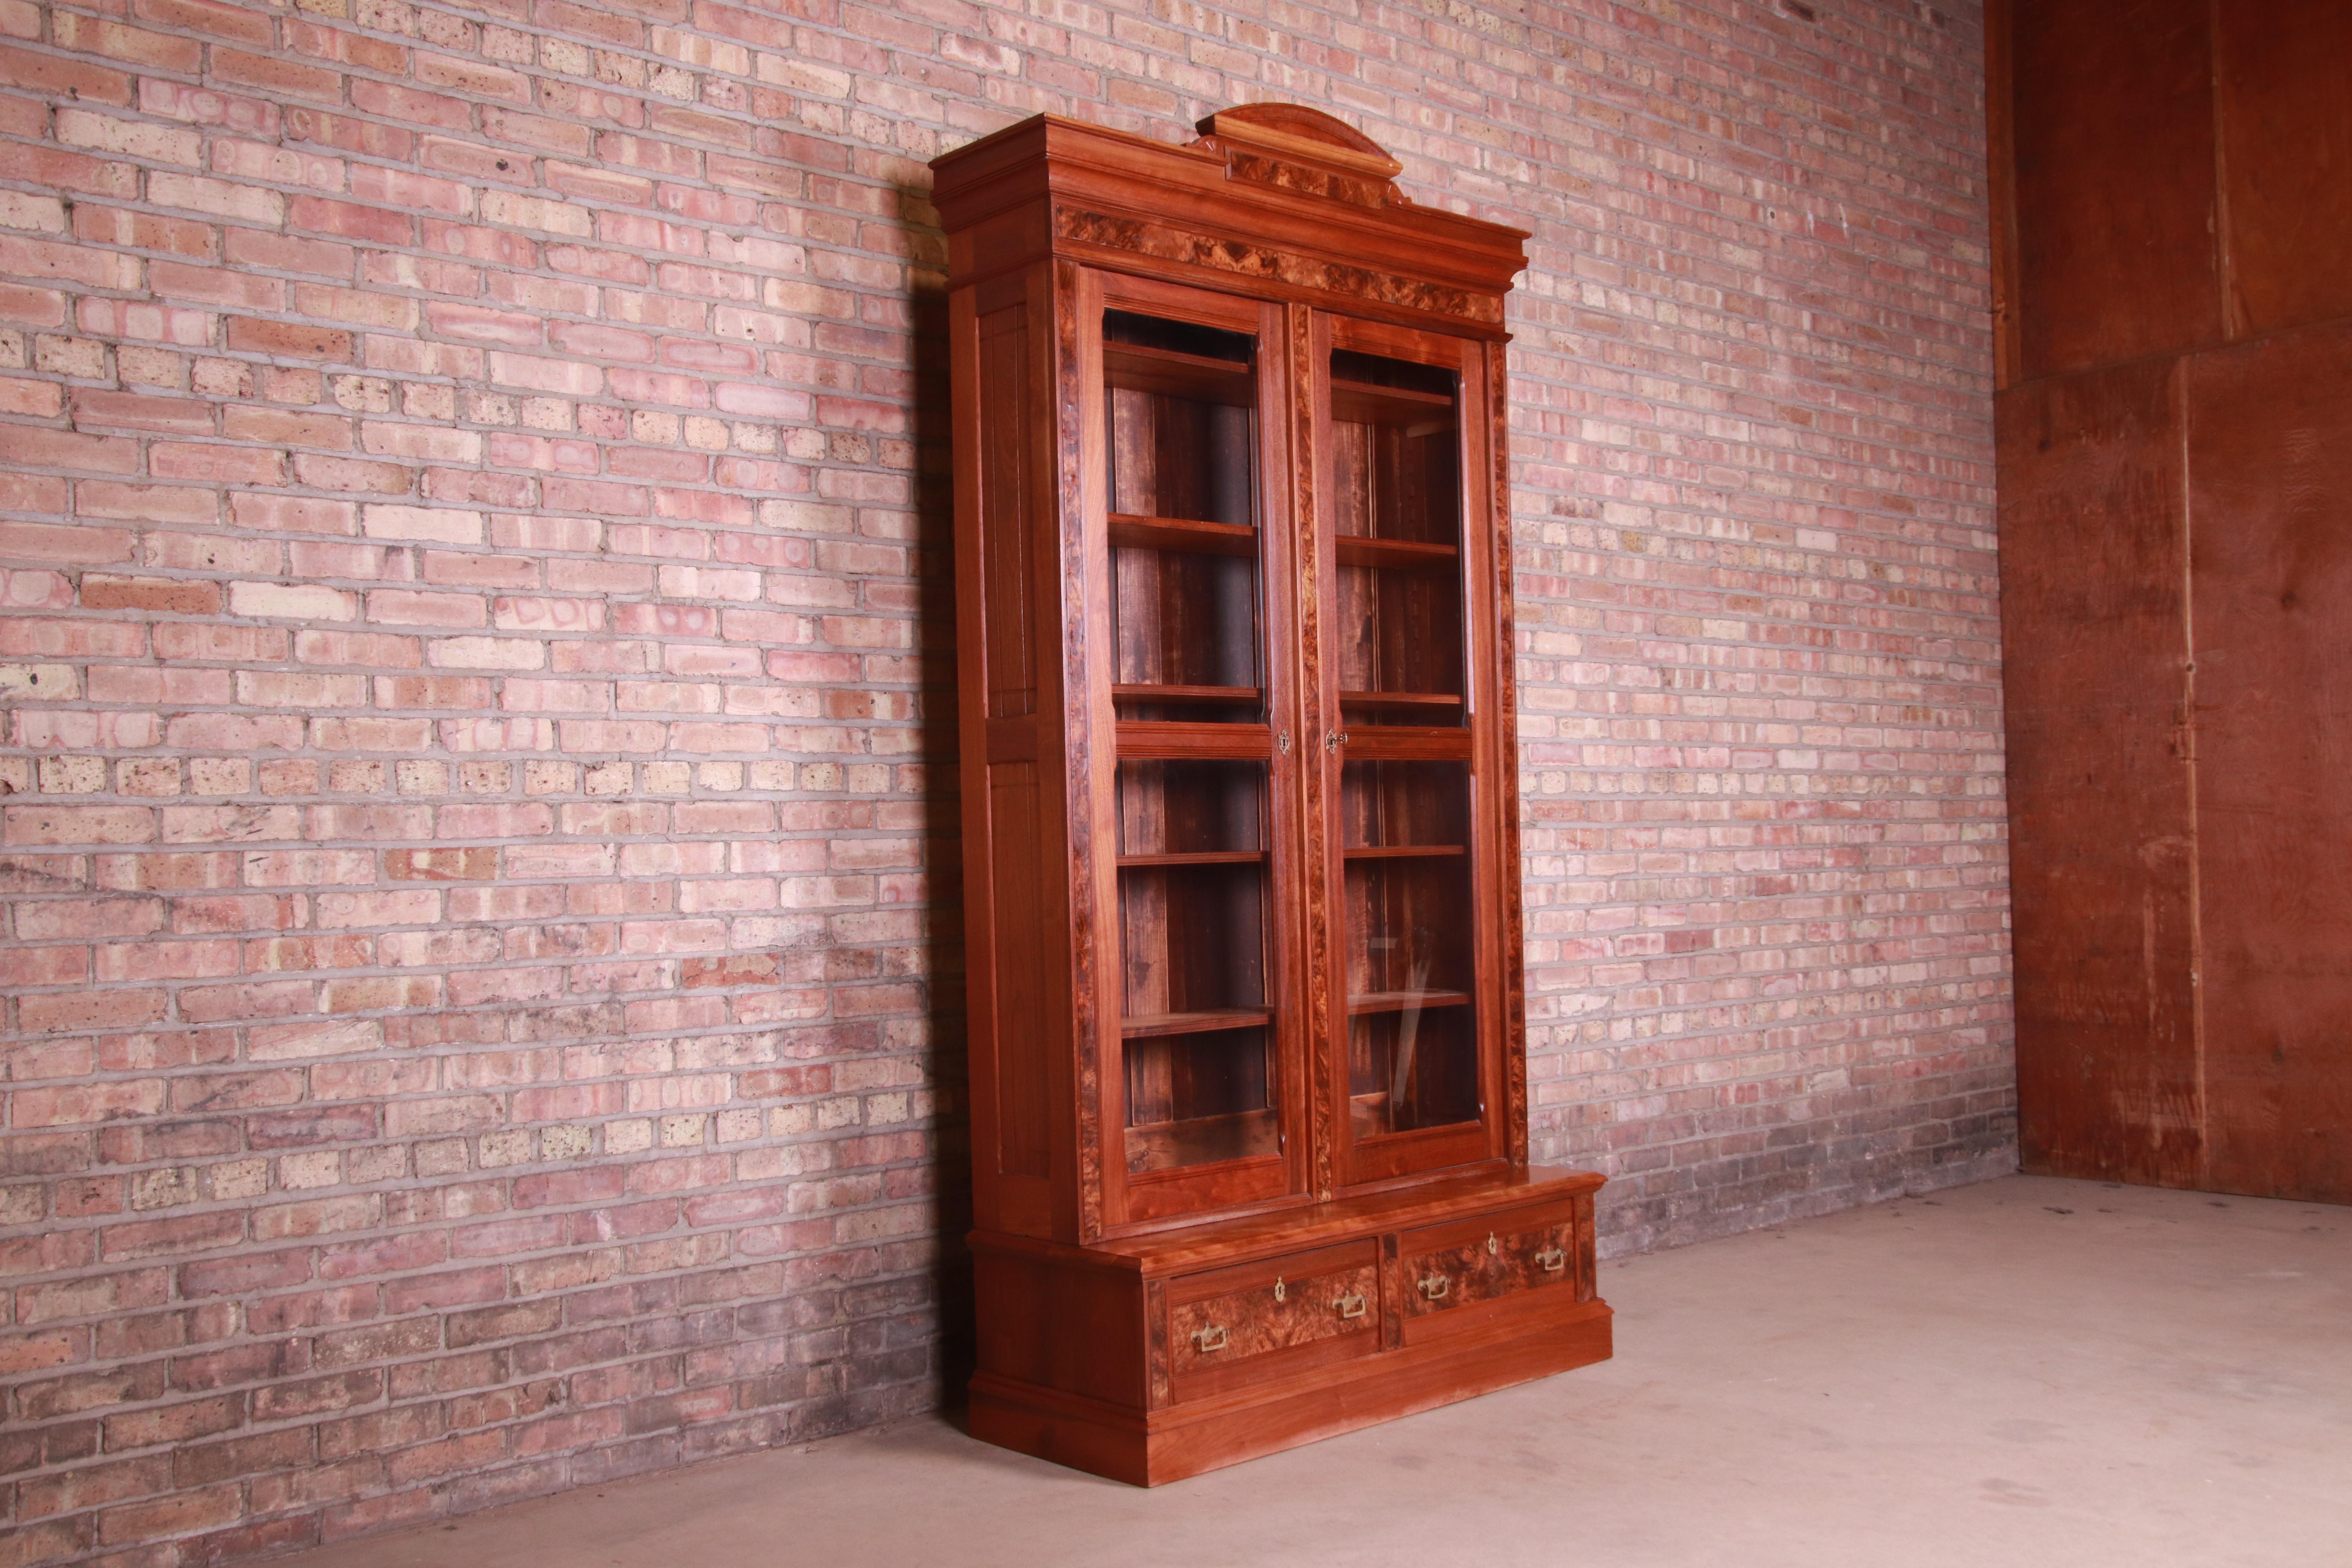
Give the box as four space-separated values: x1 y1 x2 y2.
1273 1276 1285 1303
1486 1231 1498 1256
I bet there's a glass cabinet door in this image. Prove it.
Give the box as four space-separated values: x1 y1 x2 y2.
1117 757 1274 1174
1340 759 1479 1139
1327 345 1466 732
1104 307 1264 725
1319 320 1497 1186
1094 278 1296 1224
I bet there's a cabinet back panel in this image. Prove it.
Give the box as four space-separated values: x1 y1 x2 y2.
1113 549 1259 690
1108 391 1254 525
1120 864 1267 1016
1343 859 1473 996
1118 761 1266 856
1340 761 1470 848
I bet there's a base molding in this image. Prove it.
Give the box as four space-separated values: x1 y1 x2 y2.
971 1298 1611 1484
965 1167 1614 1485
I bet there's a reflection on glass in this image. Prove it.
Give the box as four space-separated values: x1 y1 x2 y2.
1341 759 1477 1135
1105 310 1263 724
1328 347 1463 728
1116 758 1278 1174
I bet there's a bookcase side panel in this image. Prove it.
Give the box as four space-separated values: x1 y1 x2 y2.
962 269 1078 1239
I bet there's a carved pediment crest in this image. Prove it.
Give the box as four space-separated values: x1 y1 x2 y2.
1191 103 1408 209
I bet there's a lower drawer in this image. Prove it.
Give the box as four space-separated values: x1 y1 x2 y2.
1396 1200 1586 1335
1165 1240 1381 1399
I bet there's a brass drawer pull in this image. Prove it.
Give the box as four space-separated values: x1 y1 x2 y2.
1191 1325 1228 1353
1332 1290 1368 1320
1536 1245 1567 1274
1417 1274 1450 1301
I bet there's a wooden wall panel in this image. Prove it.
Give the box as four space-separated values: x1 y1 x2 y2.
1996 361 2203 1185
1997 0 2352 1205
2185 325 2352 1203
2214 0 2352 339
1985 0 2021 388
2011 0 2222 380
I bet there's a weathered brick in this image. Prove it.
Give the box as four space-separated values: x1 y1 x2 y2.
223 316 354 361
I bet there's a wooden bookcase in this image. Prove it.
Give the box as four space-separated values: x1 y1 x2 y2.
933 104 1611 1485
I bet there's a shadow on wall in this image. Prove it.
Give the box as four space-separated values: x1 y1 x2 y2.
898 188 978 1411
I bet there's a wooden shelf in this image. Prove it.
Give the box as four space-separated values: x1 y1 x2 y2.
1341 844 1465 860
1330 376 1454 427
1332 727 1475 762
1347 1090 1477 1140
1115 720 1275 760
1347 989 1471 1016
1105 341 1254 407
1125 1107 1277 1176
1112 683 1263 708
1117 850 1268 869
1334 535 1458 570
1109 513 1258 558
1339 690 1463 710
1121 1007 1274 1040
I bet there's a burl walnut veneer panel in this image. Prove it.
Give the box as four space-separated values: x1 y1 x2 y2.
2185 325 2352 1203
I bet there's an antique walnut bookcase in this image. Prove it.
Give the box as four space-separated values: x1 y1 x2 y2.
932 103 1610 1484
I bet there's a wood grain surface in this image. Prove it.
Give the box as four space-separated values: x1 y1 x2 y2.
2214 1 2352 339
1997 360 2201 1188
2185 325 2352 1201
1996 6 2352 1205
2009 0 2222 379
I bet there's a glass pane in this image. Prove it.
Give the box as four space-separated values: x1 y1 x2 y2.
1118 757 1265 857
1125 1025 1274 1175
1116 759 1278 1174
1328 347 1463 728
1341 760 1478 1136
1105 309 1263 724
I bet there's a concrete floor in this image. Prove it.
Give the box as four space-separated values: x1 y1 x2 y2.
279 1174 2352 1568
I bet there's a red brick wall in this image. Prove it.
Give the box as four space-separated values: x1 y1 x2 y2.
0 0 2007 1559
